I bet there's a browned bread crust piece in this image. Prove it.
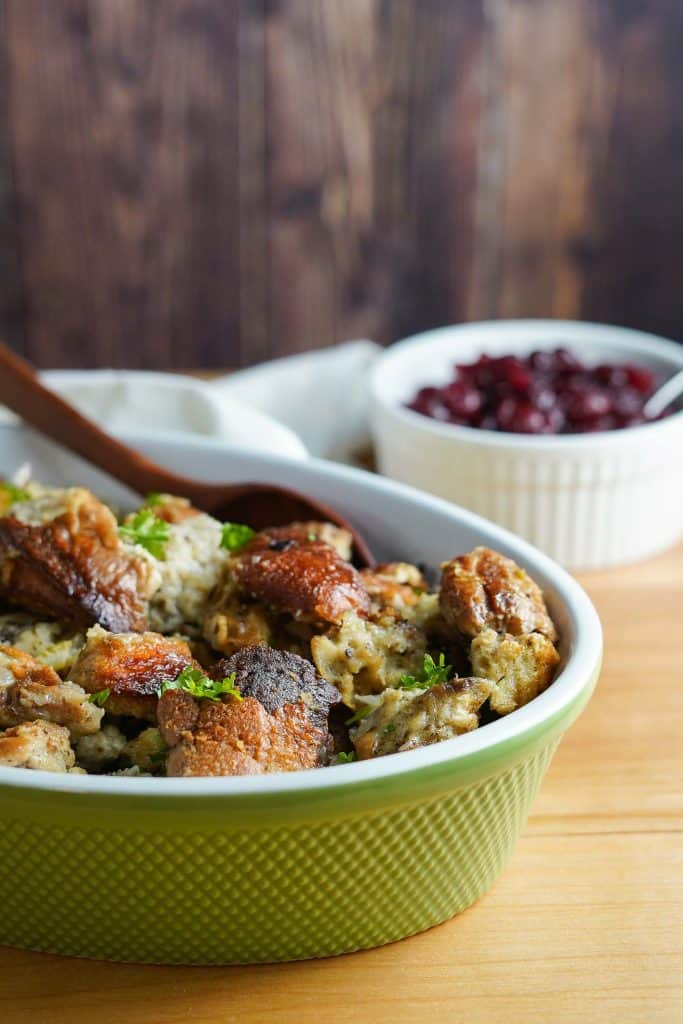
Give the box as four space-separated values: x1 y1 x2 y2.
233 529 369 625
0 488 151 632
69 627 198 719
251 522 353 560
158 646 338 776
0 719 75 772
159 692 332 776
0 643 102 736
209 646 339 729
440 546 557 642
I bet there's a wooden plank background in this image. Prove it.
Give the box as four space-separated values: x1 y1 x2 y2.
0 0 682 369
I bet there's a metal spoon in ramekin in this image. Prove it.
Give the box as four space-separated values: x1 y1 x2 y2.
643 367 683 418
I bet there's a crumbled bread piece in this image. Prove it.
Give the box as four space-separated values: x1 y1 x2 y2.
351 678 493 758
470 627 560 715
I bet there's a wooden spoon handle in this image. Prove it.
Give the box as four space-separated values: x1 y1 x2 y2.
0 343 199 497
0 344 375 565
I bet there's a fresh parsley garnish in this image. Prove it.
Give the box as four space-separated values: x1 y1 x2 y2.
88 688 110 707
145 492 164 508
149 749 169 767
345 704 375 726
397 653 452 691
383 723 396 734
333 750 357 764
220 522 255 552
157 666 243 703
0 481 30 504
119 508 170 559
307 531 317 542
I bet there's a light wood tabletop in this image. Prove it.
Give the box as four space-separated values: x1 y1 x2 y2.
1 545 681 1024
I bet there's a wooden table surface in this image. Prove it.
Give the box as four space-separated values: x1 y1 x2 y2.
1 545 681 1024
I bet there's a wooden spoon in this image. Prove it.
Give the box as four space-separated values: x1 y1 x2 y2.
0 344 374 566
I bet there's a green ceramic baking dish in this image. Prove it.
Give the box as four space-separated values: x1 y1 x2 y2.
0 426 602 964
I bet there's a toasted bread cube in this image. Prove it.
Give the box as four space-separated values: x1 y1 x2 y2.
0 644 103 737
0 486 154 631
69 625 198 720
351 678 493 759
469 627 560 715
0 720 75 772
440 546 557 641
311 610 427 705
158 646 338 777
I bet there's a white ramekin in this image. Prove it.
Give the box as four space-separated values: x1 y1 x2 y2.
371 320 683 570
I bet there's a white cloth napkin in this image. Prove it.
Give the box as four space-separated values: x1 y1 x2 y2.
0 342 382 462
212 340 380 460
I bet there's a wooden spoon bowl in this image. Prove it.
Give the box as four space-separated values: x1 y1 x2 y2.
0 344 374 566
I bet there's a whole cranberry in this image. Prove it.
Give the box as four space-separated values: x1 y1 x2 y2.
545 406 566 433
495 396 520 431
529 385 557 411
504 359 533 394
443 380 483 418
508 403 547 434
528 350 556 374
471 360 494 389
612 388 644 418
595 364 628 389
566 389 612 423
625 364 655 394
452 362 474 383
407 387 450 421
561 373 590 397
411 386 441 404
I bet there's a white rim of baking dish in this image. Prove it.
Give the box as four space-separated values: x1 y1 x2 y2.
372 319 683 450
0 429 602 798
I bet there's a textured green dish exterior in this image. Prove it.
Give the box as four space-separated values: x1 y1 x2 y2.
0 674 597 964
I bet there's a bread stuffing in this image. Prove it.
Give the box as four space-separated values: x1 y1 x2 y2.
0 477 561 776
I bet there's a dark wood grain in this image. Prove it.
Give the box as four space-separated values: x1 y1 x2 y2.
0 0 682 368
380 0 485 338
4 0 238 368
264 0 375 355
0 0 24 355
238 0 269 366
580 0 683 339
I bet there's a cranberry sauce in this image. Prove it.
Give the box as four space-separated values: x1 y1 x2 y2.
406 348 668 435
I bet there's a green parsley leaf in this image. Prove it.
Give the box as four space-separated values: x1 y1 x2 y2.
397 652 452 691
157 666 243 703
0 481 30 504
307 531 317 542
383 722 397 735
220 522 255 552
119 508 170 559
144 492 164 507
148 749 168 770
333 750 357 764
345 704 375 726
88 688 111 707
